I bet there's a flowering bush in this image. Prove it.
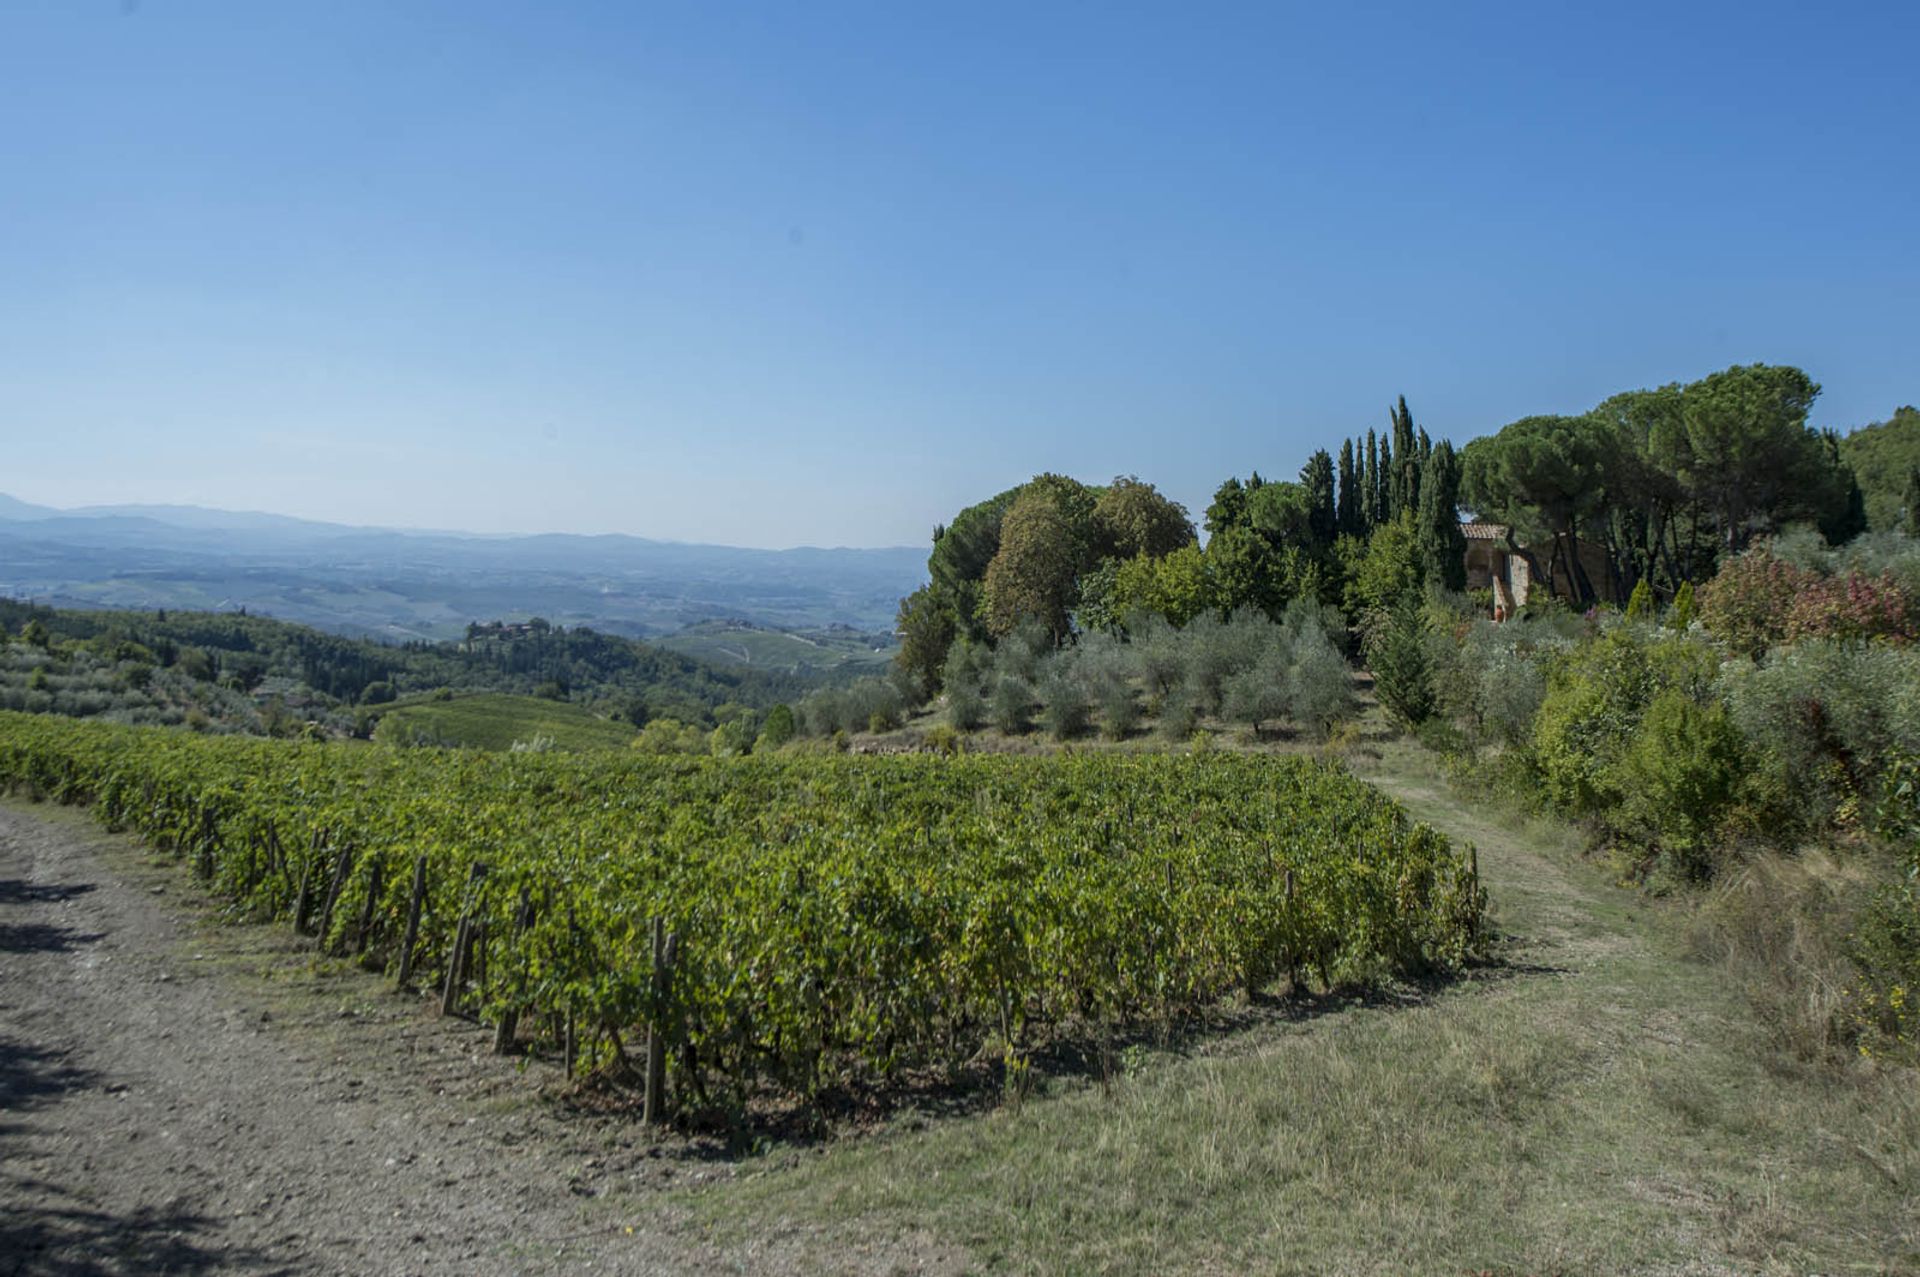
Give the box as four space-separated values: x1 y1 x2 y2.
1784 570 1917 646
1700 546 1918 656
1697 549 1813 657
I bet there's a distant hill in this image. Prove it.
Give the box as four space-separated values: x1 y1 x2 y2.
0 599 812 736
0 494 60 520
1840 406 1920 531
0 495 927 639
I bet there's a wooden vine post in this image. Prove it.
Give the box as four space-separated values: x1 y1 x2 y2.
439 861 489 1017
293 828 323 934
354 856 384 955
395 854 429 989
491 888 536 1054
643 916 679 1127
317 841 355 948
196 807 217 880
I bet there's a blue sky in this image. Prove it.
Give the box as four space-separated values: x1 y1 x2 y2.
3 1 1915 548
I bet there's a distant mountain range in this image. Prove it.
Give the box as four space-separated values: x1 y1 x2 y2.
0 494 927 641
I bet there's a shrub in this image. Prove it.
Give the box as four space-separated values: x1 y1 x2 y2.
757 703 796 750
1157 687 1201 741
1412 717 1468 756
1283 621 1357 741
1344 513 1425 618
1223 648 1290 739
1530 627 1725 817
1370 593 1437 729
1530 630 1664 816
1076 642 1139 741
1851 751 1920 1057
1615 689 1746 883
945 679 985 731
989 675 1032 735
1459 628 1553 747
1723 641 1920 831
922 723 962 755
1668 580 1696 631
709 719 752 755
1036 668 1091 740
1697 548 1810 658
846 677 906 731
1784 570 1917 646
1693 543 1920 656
1624 578 1654 621
631 718 707 754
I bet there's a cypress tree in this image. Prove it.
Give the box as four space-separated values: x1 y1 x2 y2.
1363 431 1380 530
1388 397 1416 517
1370 591 1437 728
1670 580 1697 630
1624 578 1654 621
1411 425 1431 517
1378 437 1395 522
1906 466 1920 537
1336 439 1360 537
1301 449 1336 548
1416 440 1468 591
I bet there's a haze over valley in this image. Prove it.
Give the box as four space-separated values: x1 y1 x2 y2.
0 492 923 644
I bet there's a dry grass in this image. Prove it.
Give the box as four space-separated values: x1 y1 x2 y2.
1689 847 1887 1063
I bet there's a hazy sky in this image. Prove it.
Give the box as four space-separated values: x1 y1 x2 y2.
4 1 1915 548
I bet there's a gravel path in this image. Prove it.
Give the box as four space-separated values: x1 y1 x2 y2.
0 801 713 1276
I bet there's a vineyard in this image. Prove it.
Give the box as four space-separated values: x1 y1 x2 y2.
0 711 1483 1120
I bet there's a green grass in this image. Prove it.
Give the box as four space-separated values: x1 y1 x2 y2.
656 620 895 674
374 692 636 751
618 735 1920 1274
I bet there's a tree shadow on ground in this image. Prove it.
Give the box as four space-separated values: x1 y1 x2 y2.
0 1175 304 1277
0 879 98 906
0 879 104 955
0 1035 99 1120
0 1035 304 1274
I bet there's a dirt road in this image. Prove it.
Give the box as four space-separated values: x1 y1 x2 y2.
0 801 716 1276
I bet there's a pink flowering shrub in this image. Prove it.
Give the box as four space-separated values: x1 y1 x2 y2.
1697 549 1812 657
1700 547 1918 657
1784 570 1917 646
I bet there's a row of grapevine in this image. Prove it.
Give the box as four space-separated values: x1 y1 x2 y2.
0 712 1483 1112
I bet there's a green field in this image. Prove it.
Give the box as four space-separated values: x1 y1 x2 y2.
655 619 895 673
372 693 637 751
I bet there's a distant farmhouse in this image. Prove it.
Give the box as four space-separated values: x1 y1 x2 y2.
465 618 553 642
1461 522 1609 619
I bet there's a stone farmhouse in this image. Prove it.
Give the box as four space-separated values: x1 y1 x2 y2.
1460 522 1610 618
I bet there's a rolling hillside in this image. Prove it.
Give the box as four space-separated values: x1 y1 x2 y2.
0 495 926 640
370 693 638 751
655 620 895 674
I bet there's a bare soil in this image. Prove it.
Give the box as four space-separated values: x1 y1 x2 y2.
0 799 800 1275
